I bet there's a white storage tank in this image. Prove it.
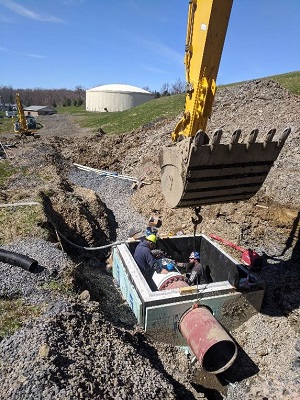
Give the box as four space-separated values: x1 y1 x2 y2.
86 84 154 112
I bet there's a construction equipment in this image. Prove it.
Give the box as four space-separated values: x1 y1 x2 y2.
159 0 291 208
13 93 42 138
209 233 263 271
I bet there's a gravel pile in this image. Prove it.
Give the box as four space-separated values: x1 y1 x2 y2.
0 300 190 400
0 239 67 302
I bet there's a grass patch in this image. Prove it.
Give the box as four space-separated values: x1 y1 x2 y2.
221 71 300 96
0 116 15 134
0 206 46 243
270 71 300 96
0 161 16 186
57 105 86 115
0 298 42 339
41 279 73 293
57 94 185 134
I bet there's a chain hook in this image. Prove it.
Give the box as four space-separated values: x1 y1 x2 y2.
191 206 202 227
191 207 202 248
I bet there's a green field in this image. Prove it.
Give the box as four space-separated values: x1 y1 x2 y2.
59 70 300 135
72 71 300 135
1 71 299 136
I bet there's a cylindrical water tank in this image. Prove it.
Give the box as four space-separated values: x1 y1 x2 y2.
86 84 154 112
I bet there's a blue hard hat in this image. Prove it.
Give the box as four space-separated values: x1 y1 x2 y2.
189 251 200 260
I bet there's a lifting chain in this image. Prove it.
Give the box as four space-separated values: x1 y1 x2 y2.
191 206 204 304
191 206 202 248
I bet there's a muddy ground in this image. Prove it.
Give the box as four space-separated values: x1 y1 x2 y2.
0 79 300 399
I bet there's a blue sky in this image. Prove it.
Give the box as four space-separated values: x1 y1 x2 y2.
0 0 299 92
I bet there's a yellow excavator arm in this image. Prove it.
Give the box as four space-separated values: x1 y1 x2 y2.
172 0 233 141
159 0 291 208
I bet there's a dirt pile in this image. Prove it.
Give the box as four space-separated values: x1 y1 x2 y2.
41 186 113 248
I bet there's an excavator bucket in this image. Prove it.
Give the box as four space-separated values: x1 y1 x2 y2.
159 127 291 208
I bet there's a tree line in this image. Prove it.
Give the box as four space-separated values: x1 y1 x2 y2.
0 86 86 108
144 78 186 98
0 79 185 108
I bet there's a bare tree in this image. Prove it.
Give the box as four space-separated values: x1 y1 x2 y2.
0 86 87 107
160 83 170 96
171 78 185 94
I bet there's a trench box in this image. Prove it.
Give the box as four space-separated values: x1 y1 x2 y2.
112 234 264 346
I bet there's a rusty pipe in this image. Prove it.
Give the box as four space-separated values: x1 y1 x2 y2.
156 272 189 291
179 304 237 374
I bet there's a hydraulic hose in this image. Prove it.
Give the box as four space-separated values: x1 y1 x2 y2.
0 249 38 272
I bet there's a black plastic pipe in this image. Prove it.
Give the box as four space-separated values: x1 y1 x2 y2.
0 249 38 272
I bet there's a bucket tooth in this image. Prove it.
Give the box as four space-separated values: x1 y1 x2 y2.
246 129 259 149
229 129 241 151
209 129 222 151
194 130 209 147
277 127 291 147
264 128 276 144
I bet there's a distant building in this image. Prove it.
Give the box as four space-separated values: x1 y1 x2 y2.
86 84 154 112
1 103 17 112
23 106 57 117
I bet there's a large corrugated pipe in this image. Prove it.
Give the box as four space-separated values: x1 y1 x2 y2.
179 304 237 374
0 249 38 272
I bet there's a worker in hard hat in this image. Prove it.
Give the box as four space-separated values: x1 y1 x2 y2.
177 251 210 286
133 234 162 289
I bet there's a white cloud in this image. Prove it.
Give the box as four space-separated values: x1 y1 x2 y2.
0 0 65 22
21 52 47 59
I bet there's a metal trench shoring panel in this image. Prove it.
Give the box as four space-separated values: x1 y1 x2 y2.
159 129 291 209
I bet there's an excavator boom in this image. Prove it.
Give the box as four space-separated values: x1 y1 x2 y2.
172 0 233 141
159 0 290 208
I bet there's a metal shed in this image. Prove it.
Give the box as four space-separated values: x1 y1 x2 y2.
23 106 57 117
86 84 154 112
